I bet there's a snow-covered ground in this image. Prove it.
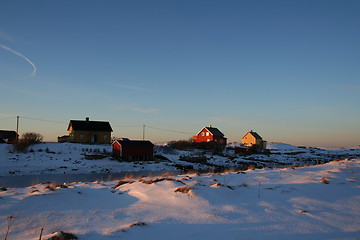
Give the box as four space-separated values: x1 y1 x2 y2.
0 158 359 239
0 143 171 177
0 142 359 179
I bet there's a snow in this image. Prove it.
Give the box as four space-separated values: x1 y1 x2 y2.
0 142 360 239
0 159 359 239
267 142 303 151
0 143 172 177
0 142 359 185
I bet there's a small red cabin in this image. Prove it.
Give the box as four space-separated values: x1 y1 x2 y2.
112 138 154 161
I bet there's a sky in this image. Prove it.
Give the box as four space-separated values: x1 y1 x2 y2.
0 0 359 147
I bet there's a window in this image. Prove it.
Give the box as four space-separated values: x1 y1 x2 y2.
201 132 205 136
103 134 108 140
80 134 84 140
207 139 210 142
206 132 210 136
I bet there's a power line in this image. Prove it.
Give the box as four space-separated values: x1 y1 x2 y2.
20 116 67 124
146 125 193 135
3 116 196 140
0 116 17 120
112 125 142 128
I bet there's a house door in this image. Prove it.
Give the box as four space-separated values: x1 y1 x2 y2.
91 134 97 144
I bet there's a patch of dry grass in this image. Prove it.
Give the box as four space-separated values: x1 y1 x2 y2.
175 185 192 194
45 185 55 191
55 184 68 189
138 177 185 185
128 221 147 228
321 177 330 184
113 180 134 189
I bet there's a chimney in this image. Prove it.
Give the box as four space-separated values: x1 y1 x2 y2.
86 117 89 122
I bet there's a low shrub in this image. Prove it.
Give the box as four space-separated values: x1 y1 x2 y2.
168 140 194 150
13 132 43 152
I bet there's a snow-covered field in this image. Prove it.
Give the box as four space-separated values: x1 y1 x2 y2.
0 142 359 179
1 158 359 239
0 143 170 177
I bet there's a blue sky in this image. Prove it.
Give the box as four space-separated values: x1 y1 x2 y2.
1 0 359 147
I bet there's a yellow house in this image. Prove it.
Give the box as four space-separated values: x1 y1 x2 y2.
241 130 266 151
67 117 112 144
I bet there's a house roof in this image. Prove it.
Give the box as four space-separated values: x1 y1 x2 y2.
113 139 154 147
195 126 225 137
242 130 262 140
67 120 113 132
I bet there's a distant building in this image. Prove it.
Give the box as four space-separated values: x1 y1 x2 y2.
234 146 253 155
192 126 227 151
66 117 113 144
57 135 70 143
112 138 154 161
0 130 18 144
241 130 267 152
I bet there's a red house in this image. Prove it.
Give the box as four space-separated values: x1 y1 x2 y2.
192 126 227 151
193 126 227 144
112 138 154 161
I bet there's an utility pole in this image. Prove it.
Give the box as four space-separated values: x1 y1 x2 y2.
16 116 19 142
143 124 145 140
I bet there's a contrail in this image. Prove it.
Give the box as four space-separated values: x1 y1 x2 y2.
0 44 37 77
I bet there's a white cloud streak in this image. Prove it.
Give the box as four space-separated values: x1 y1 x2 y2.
0 44 37 77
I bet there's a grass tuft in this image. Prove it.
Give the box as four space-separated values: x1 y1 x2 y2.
113 180 133 189
175 185 192 194
321 177 330 184
45 185 55 191
129 221 147 228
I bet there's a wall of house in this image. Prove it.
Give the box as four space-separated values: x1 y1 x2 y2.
122 145 154 158
242 132 257 147
193 129 214 143
242 133 266 150
69 130 111 144
213 136 227 145
112 142 154 161
193 129 227 146
112 142 121 157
